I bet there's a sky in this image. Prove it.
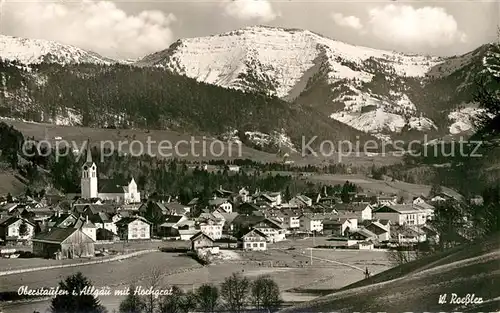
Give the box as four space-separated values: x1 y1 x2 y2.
0 0 498 60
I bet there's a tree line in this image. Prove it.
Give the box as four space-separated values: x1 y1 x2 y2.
42 270 282 313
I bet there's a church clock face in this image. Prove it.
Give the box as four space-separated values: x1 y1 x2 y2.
83 166 88 171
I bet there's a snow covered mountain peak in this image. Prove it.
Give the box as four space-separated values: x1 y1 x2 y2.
139 25 444 97
138 25 448 138
0 35 114 65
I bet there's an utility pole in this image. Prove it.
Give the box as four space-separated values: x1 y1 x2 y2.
310 248 313 266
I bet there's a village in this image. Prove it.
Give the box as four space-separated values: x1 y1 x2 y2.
0 146 452 263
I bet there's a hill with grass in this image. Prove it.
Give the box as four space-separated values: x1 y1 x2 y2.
279 234 500 313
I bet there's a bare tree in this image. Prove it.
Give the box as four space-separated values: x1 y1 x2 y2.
250 275 282 312
144 267 164 313
220 272 250 313
195 284 219 313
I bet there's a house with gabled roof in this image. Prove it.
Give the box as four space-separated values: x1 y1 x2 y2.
115 216 151 240
217 212 239 234
373 204 428 226
73 216 97 241
251 218 286 243
208 197 233 213
177 220 198 240
240 228 267 251
391 225 427 244
32 228 95 259
88 212 116 235
190 231 215 251
289 195 313 207
335 203 373 221
47 212 78 229
0 217 36 242
323 217 357 236
365 221 390 242
159 215 188 237
253 191 282 207
196 212 224 239
348 228 378 241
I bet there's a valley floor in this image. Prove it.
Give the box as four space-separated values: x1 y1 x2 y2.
0 240 392 313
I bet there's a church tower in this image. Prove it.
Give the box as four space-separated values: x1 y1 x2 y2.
81 140 98 199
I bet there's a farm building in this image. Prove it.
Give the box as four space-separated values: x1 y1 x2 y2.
32 228 95 259
190 231 215 251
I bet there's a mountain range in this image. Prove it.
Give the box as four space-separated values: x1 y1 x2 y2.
1 25 498 147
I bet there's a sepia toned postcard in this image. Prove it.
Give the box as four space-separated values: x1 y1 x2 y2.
0 1 498 312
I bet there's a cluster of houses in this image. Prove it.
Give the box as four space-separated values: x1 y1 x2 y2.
0 147 460 259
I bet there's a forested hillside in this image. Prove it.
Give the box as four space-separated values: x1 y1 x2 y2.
0 60 375 151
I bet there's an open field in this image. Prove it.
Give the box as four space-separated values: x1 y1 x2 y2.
1 119 403 166
0 118 279 162
1 245 392 313
301 173 462 197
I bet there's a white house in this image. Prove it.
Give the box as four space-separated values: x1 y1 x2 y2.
74 216 97 242
240 229 267 251
299 213 324 233
89 212 117 234
255 192 282 207
115 217 151 240
208 197 233 213
197 213 224 240
283 213 300 230
251 218 286 243
373 205 428 226
323 218 357 236
238 188 250 203
81 142 140 203
391 225 427 244
0 217 36 242
336 203 373 221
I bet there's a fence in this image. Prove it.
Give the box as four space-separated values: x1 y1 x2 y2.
0 249 157 276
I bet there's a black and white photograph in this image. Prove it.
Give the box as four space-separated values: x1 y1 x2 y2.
0 0 499 312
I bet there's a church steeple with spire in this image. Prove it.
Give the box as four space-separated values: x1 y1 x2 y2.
81 139 98 199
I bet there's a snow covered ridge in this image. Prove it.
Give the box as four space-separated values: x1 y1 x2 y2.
140 25 443 98
138 25 448 137
0 35 114 65
219 128 296 152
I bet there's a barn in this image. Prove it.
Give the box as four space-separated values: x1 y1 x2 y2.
32 228 95 259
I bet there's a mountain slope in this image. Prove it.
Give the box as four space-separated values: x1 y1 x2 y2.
1 29 498 142
279 235 500 313
0 60 377 152
0 35 114 65
139 26 498 140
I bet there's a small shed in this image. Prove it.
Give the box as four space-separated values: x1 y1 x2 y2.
190 231 215 251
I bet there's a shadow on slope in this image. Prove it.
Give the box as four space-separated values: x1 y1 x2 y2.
279 234 500 313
